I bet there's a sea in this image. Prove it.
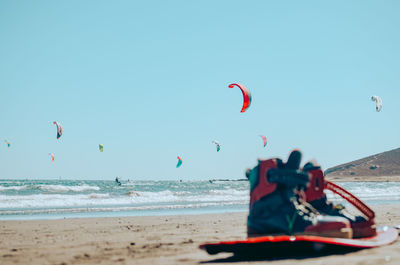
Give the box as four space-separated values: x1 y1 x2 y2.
1 179 400 220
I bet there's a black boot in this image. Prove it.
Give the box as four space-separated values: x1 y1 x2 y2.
247 150 352 238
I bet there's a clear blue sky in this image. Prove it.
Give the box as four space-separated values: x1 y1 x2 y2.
1 0 399 180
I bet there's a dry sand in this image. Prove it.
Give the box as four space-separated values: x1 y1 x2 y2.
1 205 400 265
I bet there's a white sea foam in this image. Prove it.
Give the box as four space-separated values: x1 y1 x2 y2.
38 184 100 192
207 188 248 196
0 184 100 192
3 183 399 211
124 189 248 204
1 180 400 219
0 185 29 191
0 188 249 209
325 182 400 203
0 193 110 208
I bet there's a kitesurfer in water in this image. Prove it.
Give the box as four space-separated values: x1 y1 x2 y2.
115 177 121 186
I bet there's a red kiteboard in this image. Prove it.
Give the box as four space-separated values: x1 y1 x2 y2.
200 226 398 256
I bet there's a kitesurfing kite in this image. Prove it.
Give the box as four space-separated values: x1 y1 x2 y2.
176 156 183 168
49 153 55 162
212 140 221 152
4 140 10 148
371 95 382 112
228 83 252 113
53 121 63 139
259 135 267 147
99 144 103 152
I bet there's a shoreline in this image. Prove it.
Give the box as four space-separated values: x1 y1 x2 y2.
1 205 400 265
327 176 400 182
2 177 400 183
2 179 400 221
0 208 249 221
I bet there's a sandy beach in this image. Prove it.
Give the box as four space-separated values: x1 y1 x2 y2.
1 204 399 265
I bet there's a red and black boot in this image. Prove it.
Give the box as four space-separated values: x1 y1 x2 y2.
246 150 353 238
303 162 376 238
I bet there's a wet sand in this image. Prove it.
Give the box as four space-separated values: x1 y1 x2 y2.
1 204 399 265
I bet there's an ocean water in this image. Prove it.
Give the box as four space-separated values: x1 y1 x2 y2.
1 179 400 220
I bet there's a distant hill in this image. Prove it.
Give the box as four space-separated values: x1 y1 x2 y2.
325 148 400 177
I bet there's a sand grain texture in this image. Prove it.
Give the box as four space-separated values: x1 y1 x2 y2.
1 206 400 265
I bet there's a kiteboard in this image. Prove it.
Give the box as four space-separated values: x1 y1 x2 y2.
200 226 398 257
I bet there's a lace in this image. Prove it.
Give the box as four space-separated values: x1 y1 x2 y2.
290 196 319 223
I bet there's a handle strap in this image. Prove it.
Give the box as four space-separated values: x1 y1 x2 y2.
324 180 375 220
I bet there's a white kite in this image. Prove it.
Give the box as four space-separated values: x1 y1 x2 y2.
371 95 382 112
